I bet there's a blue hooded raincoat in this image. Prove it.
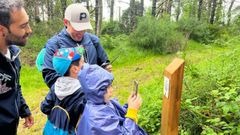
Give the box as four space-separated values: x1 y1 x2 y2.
77 64 147 135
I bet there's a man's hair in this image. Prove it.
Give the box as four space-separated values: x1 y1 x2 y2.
0 0 24 27
64 58 81 76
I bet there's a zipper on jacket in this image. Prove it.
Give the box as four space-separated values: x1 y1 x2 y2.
9 60 19 116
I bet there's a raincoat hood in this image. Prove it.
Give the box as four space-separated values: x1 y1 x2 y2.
79 64 113 104
54 77 81 100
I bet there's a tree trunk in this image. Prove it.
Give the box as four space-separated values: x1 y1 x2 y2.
167 0 173 15
227 0 235 25
46 0 51 20
215 0 222 23
95 0 102 35
176 0 181 21
208 0 212 22
140 0 144 16
34 0 40 23
60 0 67 18
189 0 197 18
46 0 53 20
209 0 217 24
110 0 114 22
152 0 157 17
41 1 45 21
130 0 136 31
197 0 203 20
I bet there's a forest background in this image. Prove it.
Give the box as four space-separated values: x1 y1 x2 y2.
17 0 240 134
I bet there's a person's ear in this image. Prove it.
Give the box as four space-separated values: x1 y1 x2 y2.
0 25 7 37
63 19 69 26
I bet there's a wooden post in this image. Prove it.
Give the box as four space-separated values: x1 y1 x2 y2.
161 58 185 135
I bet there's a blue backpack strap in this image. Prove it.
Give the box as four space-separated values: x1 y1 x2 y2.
43 105 75 135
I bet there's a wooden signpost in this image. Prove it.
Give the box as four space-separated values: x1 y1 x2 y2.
161 58 185 135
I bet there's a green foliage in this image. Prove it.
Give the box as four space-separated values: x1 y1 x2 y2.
20 35 48 66
138 79 163 134
101 21 125 35
103 34 154 68
100 34 128 50
181 47 240 134
120 1 143 33
31 19 63 37
177 17 223 44
227 15 240 36
130 16 184 53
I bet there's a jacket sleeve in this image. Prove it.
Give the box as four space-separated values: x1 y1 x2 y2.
87 112 146 135
18 85 31 118
42 37 61 88
78 102 147 135
95 42 110 65
17 61 31 118
41 88 55 115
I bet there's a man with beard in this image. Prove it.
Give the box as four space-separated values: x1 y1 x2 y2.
0 0 34 134
42 3 112 88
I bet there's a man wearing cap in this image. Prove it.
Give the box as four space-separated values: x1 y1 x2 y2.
42 3 112 88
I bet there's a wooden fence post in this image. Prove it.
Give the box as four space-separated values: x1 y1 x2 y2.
160 58 185 135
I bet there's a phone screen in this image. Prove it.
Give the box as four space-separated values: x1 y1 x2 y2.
133 80 138 96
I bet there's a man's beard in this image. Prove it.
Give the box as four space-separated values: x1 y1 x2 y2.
5 30 30 46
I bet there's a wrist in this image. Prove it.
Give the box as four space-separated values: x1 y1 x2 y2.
125 108 138 123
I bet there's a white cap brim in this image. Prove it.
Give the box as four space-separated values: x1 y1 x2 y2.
70 22 93 31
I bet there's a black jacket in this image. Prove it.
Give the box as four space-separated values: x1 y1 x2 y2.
41 83 86 128
0 46 31 134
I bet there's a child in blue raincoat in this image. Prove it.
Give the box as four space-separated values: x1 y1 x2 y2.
77 64 147 135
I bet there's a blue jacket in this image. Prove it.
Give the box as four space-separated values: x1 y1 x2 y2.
42 28 109 88
77 64 147 135
0 46 31 134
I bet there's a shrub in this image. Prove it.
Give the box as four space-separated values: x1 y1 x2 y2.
130 16 184 54
177 18 223 44
181 48 240 134
100 34 128 50
30 18 63 37
101 21 125 35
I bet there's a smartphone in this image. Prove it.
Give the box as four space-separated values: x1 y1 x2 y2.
133 80 138 96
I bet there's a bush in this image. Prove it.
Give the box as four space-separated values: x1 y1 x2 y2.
100 34 128 50
130 16 184 54
177 18 223 44
101 21 125 35
181 48 240 134
30 18 63 37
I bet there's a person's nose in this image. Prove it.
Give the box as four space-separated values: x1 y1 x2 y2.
25 24 32 35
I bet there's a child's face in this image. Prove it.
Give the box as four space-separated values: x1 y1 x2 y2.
104 85 113 103
70 57 85 78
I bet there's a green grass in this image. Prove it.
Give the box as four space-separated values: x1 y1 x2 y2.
17 36 240 134
18 66 48 135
